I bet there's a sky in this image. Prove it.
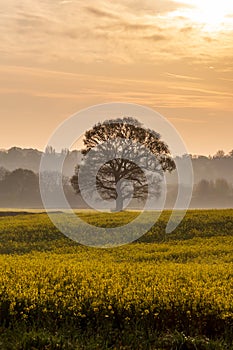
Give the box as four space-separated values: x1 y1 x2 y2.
0 0 232 156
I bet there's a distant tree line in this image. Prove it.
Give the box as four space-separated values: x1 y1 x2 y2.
0 166 232 209
166 150 233 186
1 147 233 186
0 142 233 209
192 178 233 208
0 168 81 208
0 147 81 176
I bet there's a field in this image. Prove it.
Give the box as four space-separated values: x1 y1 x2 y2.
0 210 233 349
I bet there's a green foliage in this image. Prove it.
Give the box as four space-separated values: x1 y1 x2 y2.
0 210 233 349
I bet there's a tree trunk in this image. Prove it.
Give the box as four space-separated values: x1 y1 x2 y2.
116 194 123 211
115 193 123 212
115 181 123 211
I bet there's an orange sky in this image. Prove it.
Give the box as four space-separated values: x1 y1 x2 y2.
0 0 232 155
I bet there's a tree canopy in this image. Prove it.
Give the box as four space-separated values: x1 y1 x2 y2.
71 117 176 211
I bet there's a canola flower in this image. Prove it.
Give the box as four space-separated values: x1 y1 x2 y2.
0 209 232 338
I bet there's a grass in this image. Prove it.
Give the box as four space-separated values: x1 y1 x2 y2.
0 209 233 349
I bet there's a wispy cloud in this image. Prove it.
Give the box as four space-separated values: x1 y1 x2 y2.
84 6 119 20
143 34 168 41
0 0 232 67
165 72 202 81
0 64 231 112
60 0 74 4
118 0 193 16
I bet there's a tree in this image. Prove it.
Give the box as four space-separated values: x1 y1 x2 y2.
195 179 214 198
45 146 56 155
0 168 41 207
71 117 175 211
214 178 231 197
213 150 225 159
0 166 9 181
0 169 39 197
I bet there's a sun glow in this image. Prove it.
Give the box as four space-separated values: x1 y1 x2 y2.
177 0 233 31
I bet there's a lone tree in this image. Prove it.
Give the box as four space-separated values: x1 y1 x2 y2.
71 117 175 211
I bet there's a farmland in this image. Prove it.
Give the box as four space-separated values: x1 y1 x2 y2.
0 210 233 349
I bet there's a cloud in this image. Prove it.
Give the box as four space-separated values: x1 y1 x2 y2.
1 63 231 111
60 0 74 4
220 78 233 82
96 21 158 32
119 0 193 16
16 13 46 27
180 26 193 33
165 72 202 81
84 6 119 20
0 0 232 69
143 34 168 41
202 36 215 43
